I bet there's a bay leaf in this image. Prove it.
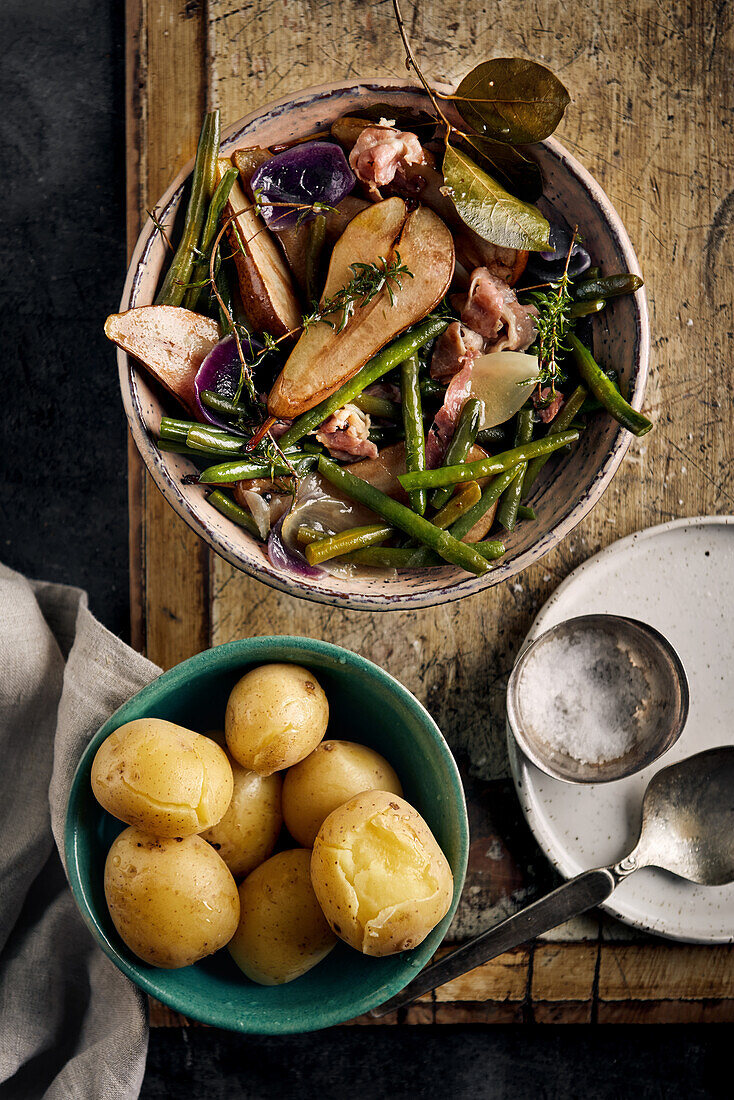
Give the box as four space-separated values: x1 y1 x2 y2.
442 143 550 252
456 58 570 145
455 132 543 201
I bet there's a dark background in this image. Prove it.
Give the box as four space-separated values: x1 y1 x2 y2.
0 1 728 1096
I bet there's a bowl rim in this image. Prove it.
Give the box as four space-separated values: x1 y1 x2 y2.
63 634 470 1033
117 78 650 612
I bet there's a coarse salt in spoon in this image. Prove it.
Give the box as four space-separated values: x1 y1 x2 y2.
506 615 689 783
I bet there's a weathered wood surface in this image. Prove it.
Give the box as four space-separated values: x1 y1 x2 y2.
127 0 734 1022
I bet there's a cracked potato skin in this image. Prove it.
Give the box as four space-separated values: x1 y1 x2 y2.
104 827 240 968
225 663 329 776
228 849 336 985
91 718 234 837
282 740 402 847
310 790 453 957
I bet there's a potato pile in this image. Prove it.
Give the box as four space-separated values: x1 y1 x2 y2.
91 661 453 984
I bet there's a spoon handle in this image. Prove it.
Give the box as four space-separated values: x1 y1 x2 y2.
370 867 617 1017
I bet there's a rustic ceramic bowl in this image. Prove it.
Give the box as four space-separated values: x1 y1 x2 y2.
117 80 649 611
64 636 469 1033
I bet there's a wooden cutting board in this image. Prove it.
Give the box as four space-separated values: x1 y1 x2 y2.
125 0 734 1024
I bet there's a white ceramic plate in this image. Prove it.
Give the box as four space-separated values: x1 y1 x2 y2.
508 516 734 943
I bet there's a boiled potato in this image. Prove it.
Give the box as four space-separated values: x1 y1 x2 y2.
228 849 336 985
104 826 239 968
282 740 402 847
201 731 283 878
91 718 233 838
311 791 453 957
225 664 328 776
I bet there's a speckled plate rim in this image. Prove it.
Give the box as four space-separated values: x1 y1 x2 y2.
117 78 650 612
64 635 469 1032
507 515 734 943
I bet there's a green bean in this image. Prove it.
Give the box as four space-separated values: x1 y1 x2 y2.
431 482 482 529
353 393 401 421
497 407 534 532
305 524 393 565
158 420 189 443
568 335 652 436
155 111 220 307
476 425 509 448
569 299 606 318
160 417 236 440
277 316 449 448
342 547 438 568
399 431 580 491
296 525 329 546
157 439 233 459
420 377 445 401
522 384 588 495
304 214 327 303
198 454 317 484
573 273 643 302
183 166 238 311
580 371 619 414
447 467 519 543
343 540 506 568
200 390 242 416
430 398 482 511
186 426 247 454
400 355 428 515
207 490 260 537
368 425 405 446
517 505 536 521
317 457 491 575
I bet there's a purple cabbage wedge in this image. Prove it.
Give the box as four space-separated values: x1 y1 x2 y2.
251 142 355 231
194 333 264 430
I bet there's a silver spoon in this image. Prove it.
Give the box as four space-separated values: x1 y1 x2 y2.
507 615 690 783
371 746 734 1017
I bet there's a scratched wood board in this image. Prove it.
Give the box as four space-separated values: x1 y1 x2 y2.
125 0 734 1023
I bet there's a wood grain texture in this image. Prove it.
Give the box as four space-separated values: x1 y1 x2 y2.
126 0 211 664
128 0 734 1021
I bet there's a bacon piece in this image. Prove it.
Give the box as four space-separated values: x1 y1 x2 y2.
349 125 427 199
425 361 474 468
315 403 378 462
453 229 528 286
270 418 293 440
533 386 564 424
460 268 537 354
430 321 485 382
363 380 401 403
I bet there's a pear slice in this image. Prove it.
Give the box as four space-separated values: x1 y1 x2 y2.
104 305 220 415
268 199 455 419
216 157 301 337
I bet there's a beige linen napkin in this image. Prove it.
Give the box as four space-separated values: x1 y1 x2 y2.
0 563 160 1099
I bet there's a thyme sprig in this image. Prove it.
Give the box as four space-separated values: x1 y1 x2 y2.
303 253 414 334
522 234 577 398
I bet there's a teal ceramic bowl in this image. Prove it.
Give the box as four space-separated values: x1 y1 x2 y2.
64 636 469 1033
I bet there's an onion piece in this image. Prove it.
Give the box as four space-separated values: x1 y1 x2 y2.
193 333 264 429
469 351 541 430
267 473 376 578
267 517 323 579
526 221 591 280
241 490 272 539
251 142 356 231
